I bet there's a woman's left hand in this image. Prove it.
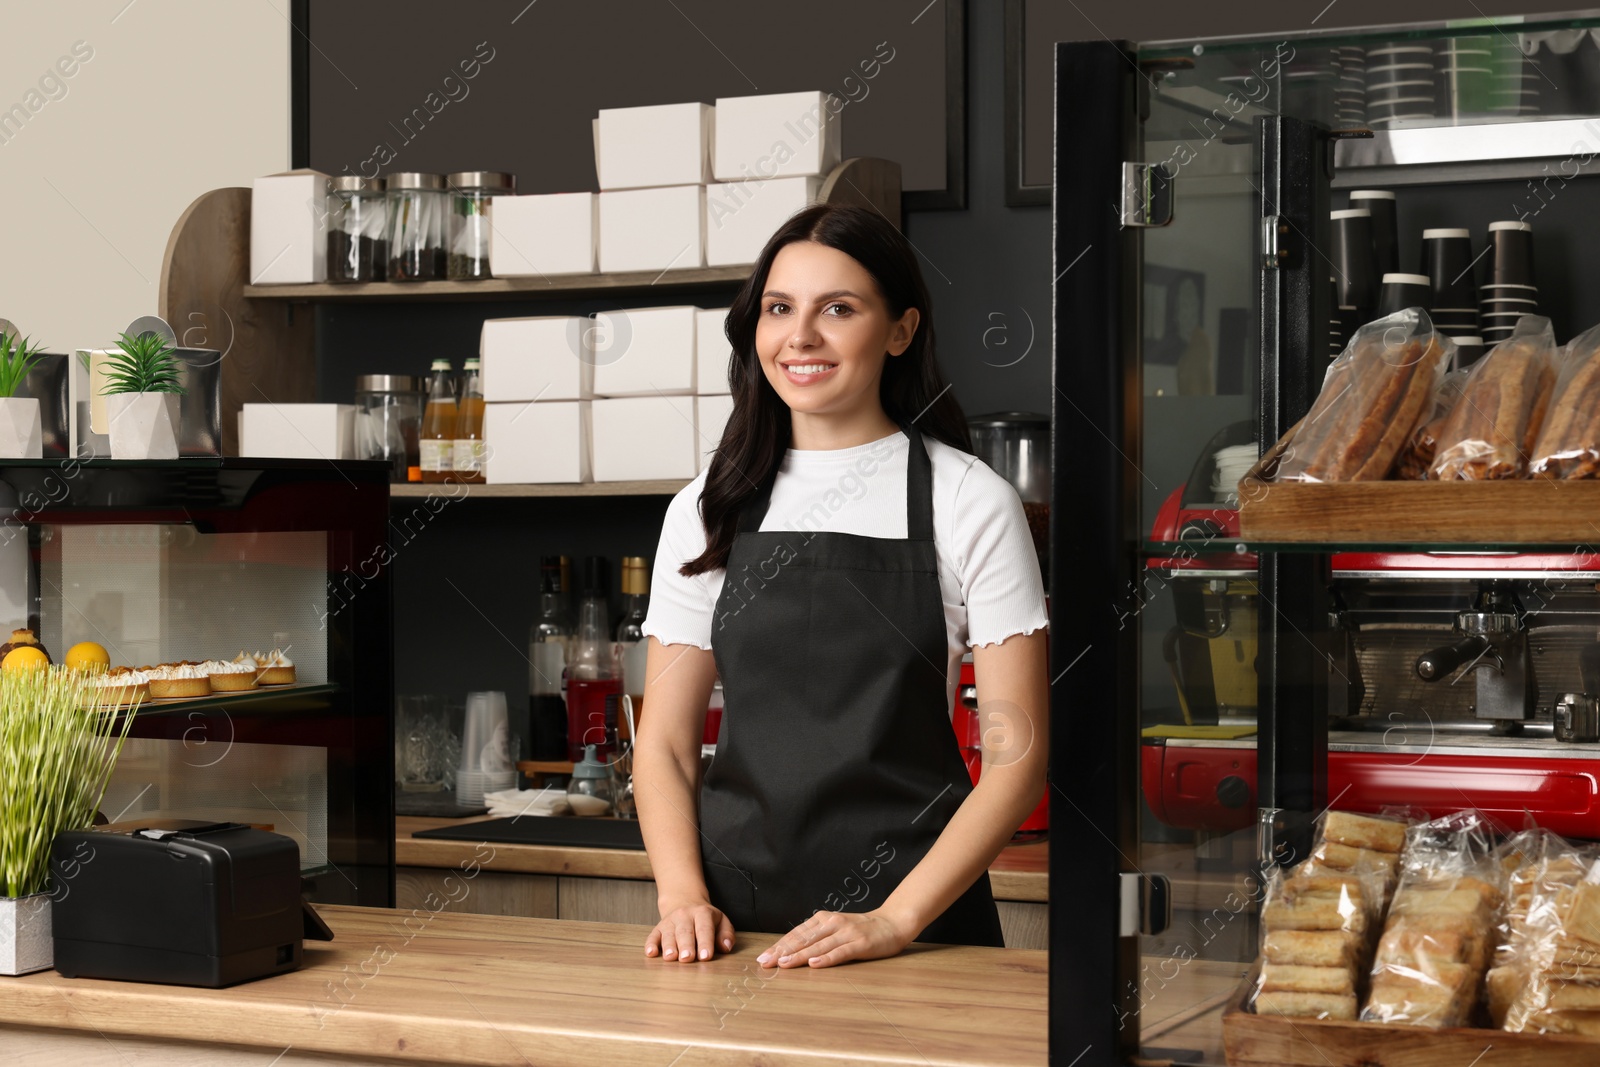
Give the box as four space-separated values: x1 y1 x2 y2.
756 909 916 969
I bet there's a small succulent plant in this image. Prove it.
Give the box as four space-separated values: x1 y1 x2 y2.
101 331 186 396
0 331 44 400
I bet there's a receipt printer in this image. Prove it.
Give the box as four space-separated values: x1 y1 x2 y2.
50 822 330 987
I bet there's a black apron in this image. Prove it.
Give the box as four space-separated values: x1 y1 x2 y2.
702 423 1004 947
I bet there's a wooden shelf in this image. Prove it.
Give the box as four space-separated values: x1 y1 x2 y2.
243 266 752 302
390 480 689 499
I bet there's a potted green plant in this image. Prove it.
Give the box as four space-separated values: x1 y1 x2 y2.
101 330 186 460
0 667 135 975
0 330 44 460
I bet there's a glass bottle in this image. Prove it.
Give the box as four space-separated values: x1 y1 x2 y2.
419 359 457 484
566 556 621 761
452 357 486 484
528 556 571 761
615 556 650 739
447 171 515 280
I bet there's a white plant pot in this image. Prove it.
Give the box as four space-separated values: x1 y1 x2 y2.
0 397 42 459
0 893 52 975
105 392 180 460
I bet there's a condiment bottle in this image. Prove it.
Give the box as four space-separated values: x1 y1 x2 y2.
452 357 485 484
614 556 650 737
419 359 457 483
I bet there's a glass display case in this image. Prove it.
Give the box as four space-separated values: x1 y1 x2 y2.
1050 13 1600 1065
0 458 394 907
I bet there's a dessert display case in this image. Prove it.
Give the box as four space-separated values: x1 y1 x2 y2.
1 458 394 907
1049 12 1600 1064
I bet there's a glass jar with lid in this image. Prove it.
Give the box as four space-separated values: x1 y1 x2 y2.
447 171 515 280
353 374 424 482
384 172 447 281
325 175 388 283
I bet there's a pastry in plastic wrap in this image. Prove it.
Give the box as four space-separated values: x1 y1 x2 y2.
1273 309 1453 483
1495 831 1600 1034
1530 322 1600 479
1429 316 1558 480
1396 370 1468 480
1361 811 1504 1028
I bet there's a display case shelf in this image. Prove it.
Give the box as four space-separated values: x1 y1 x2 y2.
242 266 752 303
390 480 691 500
109 682 340 720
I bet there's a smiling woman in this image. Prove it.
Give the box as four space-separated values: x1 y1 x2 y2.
632 203 1050 971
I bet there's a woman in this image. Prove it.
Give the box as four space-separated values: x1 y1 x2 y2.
635 203 1049 970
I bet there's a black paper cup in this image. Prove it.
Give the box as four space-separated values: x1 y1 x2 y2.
1485 221 1535 287
1454 336 1487 368
1349 191 1397 274
1332 208 1378 315
1423 228 1475 310
1377 272 1433 317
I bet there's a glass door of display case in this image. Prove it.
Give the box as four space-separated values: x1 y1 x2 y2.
1051 14 1600 1065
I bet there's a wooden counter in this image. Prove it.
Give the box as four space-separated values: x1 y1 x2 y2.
0 904 1046 1066
395 815 1048 903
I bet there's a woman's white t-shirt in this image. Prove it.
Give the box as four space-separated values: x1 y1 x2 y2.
640 429 1050 714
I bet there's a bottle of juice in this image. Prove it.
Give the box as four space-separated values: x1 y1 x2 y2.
452 357 485 484
614 556 650 739
566 556 621 761
419 359 456 484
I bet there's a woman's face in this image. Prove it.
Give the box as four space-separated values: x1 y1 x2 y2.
755 240 919 420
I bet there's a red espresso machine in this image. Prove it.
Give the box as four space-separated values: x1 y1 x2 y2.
1142 427 1600 839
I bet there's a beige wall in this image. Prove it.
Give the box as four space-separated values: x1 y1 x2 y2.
0 1 289 353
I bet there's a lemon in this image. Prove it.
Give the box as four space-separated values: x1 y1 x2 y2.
3 645 50 672
65 641 111 671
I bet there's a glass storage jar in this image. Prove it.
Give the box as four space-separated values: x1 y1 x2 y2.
353 374 424 482
325 176 388 283
447 171 515 280
385 172 447 281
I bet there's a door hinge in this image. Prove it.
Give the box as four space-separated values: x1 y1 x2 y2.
1120 162 1175 228
1262 215 1290 270
1119 872 1172 937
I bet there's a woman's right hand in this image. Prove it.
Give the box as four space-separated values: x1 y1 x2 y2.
646 897 736 963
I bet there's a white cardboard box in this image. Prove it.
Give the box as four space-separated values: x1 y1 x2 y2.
240 403 354 459
705 176 822 266
598 185 705 273
485 400 591 484
480 316 592 402
695 395 735 472
489 193 597 276
713 91 841 182
696 308 732 394
591 306 697 397
596 102 714 190
250 170 330 284
591 396 697 481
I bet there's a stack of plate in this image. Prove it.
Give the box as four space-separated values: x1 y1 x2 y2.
1334 46 1368 126
1366 41 1437 127
1211 444 1261 507
1435 34 1494 122
1491 36 1541 117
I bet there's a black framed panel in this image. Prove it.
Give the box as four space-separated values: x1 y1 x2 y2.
296 0 966 211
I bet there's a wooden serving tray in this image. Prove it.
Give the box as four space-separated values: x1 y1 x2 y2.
1236 427 1600 543
1221 971 1600 1066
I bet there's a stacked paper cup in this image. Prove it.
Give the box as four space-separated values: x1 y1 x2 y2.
1480 221 1538 346
456 691 517 807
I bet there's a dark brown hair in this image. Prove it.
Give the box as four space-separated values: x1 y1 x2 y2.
682 203 970 576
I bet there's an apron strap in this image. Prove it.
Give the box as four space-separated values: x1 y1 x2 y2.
734 423 937 540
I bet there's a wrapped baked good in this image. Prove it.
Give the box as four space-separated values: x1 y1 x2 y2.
1493 829 1600 1034
1396 370 1468 480
1429 316 1558 480
1252 809 1410 1021
1530 321 1600 479
1273 309 1453 483
1361 810 1505 1028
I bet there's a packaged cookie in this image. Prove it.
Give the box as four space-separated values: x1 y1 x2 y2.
1396 370 1468 480
1272 309 1453 483
1530 321 1600 479
1494 829 1600 1034
1429 316 1558 480
1361 810 1505 1028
